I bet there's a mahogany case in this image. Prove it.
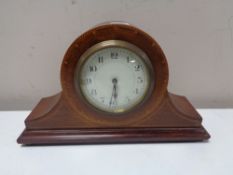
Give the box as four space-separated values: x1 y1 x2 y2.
17 23 210 145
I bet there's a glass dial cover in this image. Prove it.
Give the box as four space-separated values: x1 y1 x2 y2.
75 40 152 113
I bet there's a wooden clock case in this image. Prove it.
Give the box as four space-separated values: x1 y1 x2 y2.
17 23 210 145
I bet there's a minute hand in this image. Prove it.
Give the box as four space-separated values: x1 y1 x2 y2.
109 78 118 107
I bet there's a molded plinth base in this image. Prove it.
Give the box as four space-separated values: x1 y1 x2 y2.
17 127 210 145
17 92 210 145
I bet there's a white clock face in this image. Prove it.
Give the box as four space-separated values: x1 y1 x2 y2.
75 40 152 113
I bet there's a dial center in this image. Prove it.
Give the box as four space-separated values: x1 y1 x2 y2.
112 78 118 84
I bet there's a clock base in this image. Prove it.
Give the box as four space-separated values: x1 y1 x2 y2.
17 92 210 145
17 126 209 145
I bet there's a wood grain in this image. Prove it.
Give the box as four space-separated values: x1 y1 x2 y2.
17 23 210 145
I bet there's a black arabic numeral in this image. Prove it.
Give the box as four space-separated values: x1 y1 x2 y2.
137 77 143 83
91 89 97 96
98 56 103 63
87 78 92 84
111 52 118 59
89 65 97 72
100 97 105 103
135 65 142 71
83 78 92 85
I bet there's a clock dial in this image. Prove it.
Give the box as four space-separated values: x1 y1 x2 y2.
75 40 152 113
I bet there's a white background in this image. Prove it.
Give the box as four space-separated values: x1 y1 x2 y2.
1 109 233 175
1 0 233 110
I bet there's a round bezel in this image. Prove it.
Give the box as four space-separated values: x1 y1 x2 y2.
74 40 154 114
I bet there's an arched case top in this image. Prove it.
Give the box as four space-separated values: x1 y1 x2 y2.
60 23 169 125
17 23 210 145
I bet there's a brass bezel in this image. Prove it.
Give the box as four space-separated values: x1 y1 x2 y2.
74 40 154 114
